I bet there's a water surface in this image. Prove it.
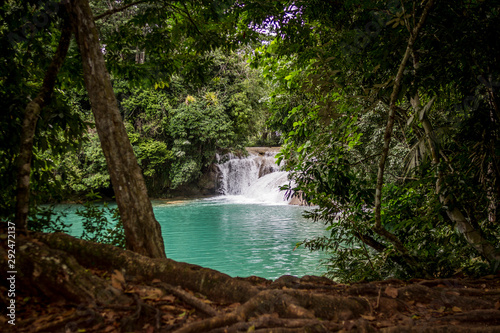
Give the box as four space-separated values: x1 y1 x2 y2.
60 197 327 280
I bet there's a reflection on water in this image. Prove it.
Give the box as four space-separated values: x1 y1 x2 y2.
57 197 327 280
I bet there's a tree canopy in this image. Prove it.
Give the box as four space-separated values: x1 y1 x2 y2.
249 0 500 280
1 0 499 279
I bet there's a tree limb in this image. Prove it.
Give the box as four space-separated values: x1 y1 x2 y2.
94 0 147 21
65 0 167 258
372 0 435 260
14 20 72 230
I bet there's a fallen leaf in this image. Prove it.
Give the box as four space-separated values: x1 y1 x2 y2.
343 320 355 331
103 325 116 333
361 315 376 321
143 323 154 333
62 308 76 317
161 294 176 302
452 306 462 312
162 313 175 321
103 310 119 321
152 278 162 283
160 305 178 312
385 286 398 298
144 288 164 300
111 270 125 290
33 264 42 278
165 318 177 325
135 286 164 299
375 320 394 328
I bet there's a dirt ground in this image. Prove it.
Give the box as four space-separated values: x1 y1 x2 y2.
1 232 500 332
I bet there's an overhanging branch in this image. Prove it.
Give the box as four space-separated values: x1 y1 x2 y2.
372 0 436 268
94 0 147 21
373 0 435 228
14 20 72 230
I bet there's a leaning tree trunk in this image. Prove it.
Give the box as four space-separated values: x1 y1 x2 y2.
14 20 72 230
372 0 435 270
418 106 500 265
65 0 166 258
409 57 500 266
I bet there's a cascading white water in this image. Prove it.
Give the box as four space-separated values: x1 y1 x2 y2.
216 149 292 204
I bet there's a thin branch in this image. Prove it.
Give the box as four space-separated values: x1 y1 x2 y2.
14 20 72 230
94 0 147 21
348 153 381 167
374 0 435 228
181 2 202 35
371 0 436 272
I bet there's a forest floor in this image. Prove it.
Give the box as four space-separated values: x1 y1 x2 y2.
1 232 500 333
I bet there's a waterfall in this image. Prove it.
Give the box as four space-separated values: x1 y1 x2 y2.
216 148 292 204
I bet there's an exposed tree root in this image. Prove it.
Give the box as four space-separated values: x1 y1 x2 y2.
380 326 500 333
153 282 219 317
36 232 258 303
2 232 500 333
205 315 342 333
12 235 125 305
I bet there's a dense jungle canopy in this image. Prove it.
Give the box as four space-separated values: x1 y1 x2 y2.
1 1 500 330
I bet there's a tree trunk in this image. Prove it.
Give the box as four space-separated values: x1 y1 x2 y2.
374 0 435 228
65 0 166 258
7 232 500 333
418 105 500 266
372 0 435 270
14 20 72 230
410 61 500 266
37 232 258 304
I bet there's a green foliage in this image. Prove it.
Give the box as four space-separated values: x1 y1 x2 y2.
76 192 125 248
61 49 270 196
168 99 235 187
0 0 88 220
255 0 500 282
1 0 270 221
6 0 498 283
57 130 110 194
27 205 72 234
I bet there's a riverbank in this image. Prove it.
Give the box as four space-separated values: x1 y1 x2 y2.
3 231 500 332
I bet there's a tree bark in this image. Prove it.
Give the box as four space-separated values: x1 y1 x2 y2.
14 20 72 230
11 234 125 305
410 54 500 266
374 0 435 228
65 0 166 258
7 232 500 333
414 95 500 266
37 232 258 304
372 0 435 267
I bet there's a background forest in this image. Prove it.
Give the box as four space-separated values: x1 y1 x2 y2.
1 0 499 282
